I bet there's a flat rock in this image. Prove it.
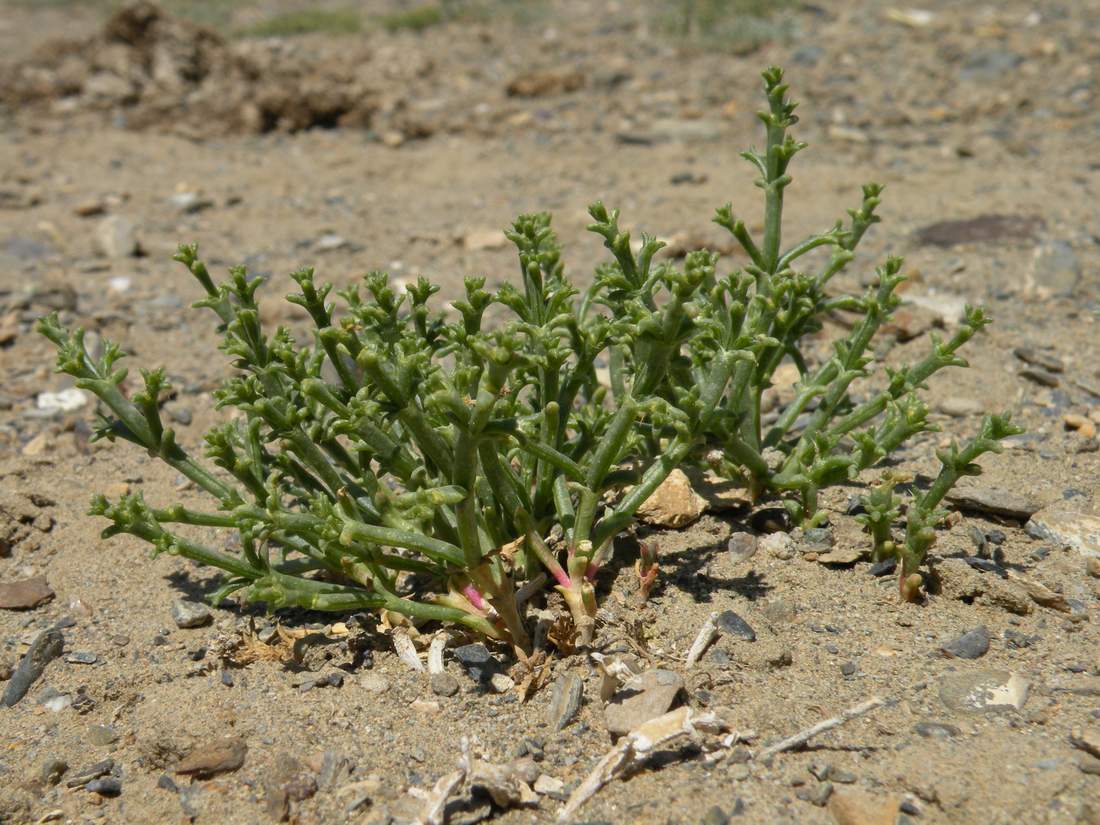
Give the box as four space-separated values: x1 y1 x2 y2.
727 532 758 562
936 558 1032 615
547 672 584 731
1070 728 1100 759
429 672 459 697
913 721 960 739
915 214 1042 247
684 468 752 513
815 545 865 565
946 485 1042 521
0 574 54 609
827 788 900 825
93 214 139 258
715 610 756 642
171 600 212 628
939 670 1029 714
603 669 685 736
1014 346 1064 373
940 626 990 659
936 397 984 417
1026 506 1100 558
635 469 706 528
2 628 64 707
174 737 247 778
1028 239 1081 297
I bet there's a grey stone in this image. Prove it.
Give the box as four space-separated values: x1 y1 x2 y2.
727 532 758 563
1020 366 1060 387
429 672 459 697
93 215 139 258
940 626 990 660
66 759 115 788
913 721 960 739
86 777 122 796
171 600 212 629
840 661 857 677
66 651 98 665
87 725 118 747
800 527 834 552
939 670 1029 713
2 628 64 707
916 214 1041 247
796 782 833 806
1013 347 1064 373
548 672 584 731
716 610 756 642
961 50 1024 80
603 669 685 736
1026 507 1100 558
40 758 68 786
1030 240 1081 296
453 643 502 685
761 532 794 560
702 804 730 825
946 486 1042 521
937 397 984 417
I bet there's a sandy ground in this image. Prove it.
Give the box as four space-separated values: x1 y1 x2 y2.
2 1 1100 823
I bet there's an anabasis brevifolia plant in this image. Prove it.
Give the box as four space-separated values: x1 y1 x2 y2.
39 212 717 651
40 67 1016 646
586 68 1017 597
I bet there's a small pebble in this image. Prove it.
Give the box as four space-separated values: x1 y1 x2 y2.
171 600 212 629
66 652 97 665
86 777 122 796
716 610 757 642
429 672 460 697
914 721 960 739
840 661 857 677
940 626 990 660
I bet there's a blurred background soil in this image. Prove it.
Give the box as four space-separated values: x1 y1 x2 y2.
1 2 1100 823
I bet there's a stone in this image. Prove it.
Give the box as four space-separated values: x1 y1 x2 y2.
2 628 64 707
1069 727 1100 759
1065 414 1098 439
1026 507 1100 558
915 214 1042 247
1087 558 1100 579
635 469 706 528
727 532 758 562
603 669 685 736
41 758 69 786
533 774 565 795
169 192 214 214
938 670 1029 714
616 118 723 145
1078 754 1100 776
797 782 834 807
815 545 865 565
685 468 752 513
940 626 990 660
359 672 388 693
547 672 584 731
913 721 959 739
453 643 503 686
93 215 139 258
66 652 97 665
36 388 88 414
86 777 122 796
936 558 1032 615
171 600 212 628
87 725 118 747
937 397 983 417
1014 347 1064 373
429 672 459 697
946 486 1041 521
506 69 584 98
761 532 794 560
0 575 54 609
1020 366 1060 387
827 788 900 825
461 229 508 251
174 738 247 778
715 610 756 642
66 759 115 788
264 752 317 820
1028 239 1081 297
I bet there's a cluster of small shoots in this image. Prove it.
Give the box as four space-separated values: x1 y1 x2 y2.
38 67 1018 650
